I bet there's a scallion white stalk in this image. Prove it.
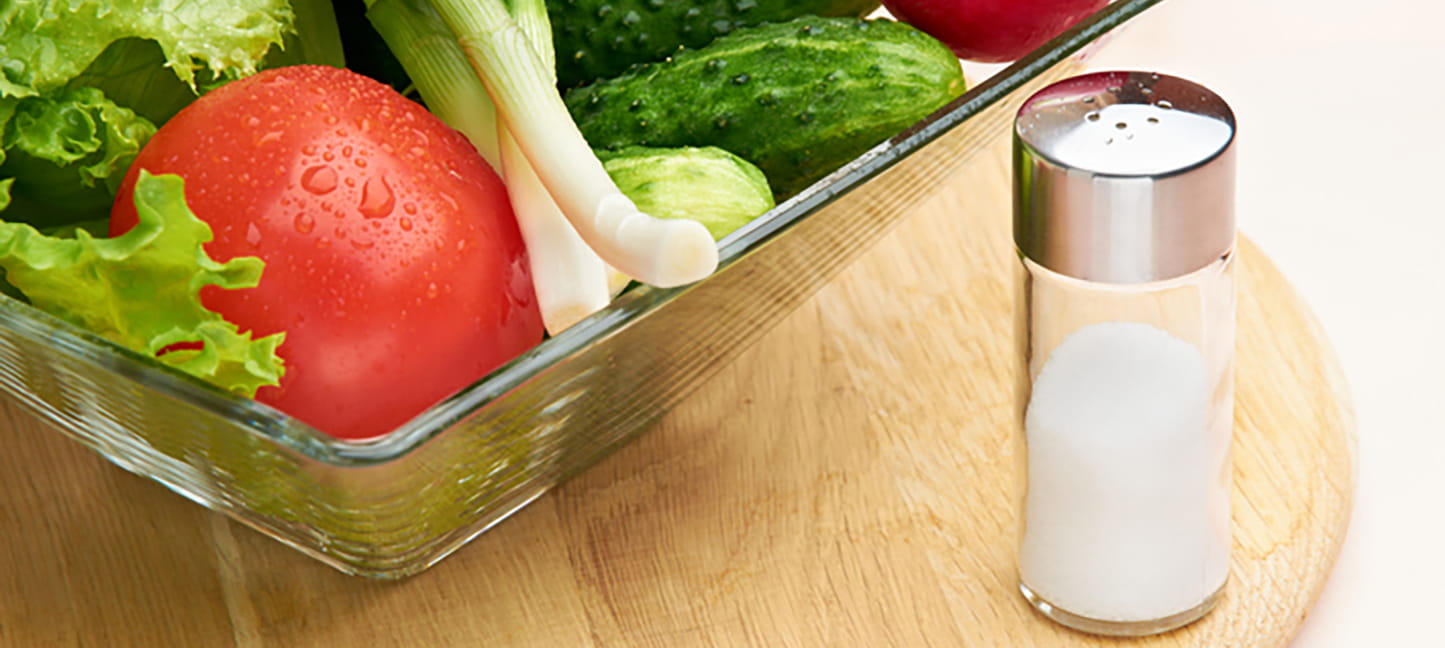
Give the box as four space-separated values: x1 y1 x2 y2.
430 0 720 288
499 131 611 332
496 0 615 331
368 0 614 334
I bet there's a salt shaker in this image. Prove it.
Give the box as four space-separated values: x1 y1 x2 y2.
1012 71 1236 636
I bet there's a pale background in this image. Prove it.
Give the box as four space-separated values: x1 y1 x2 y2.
1083 0 1444 645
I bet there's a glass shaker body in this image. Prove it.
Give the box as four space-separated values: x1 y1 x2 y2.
1015 253 1235 635
1011 72 1237 636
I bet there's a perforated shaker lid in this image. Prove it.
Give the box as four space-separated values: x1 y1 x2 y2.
1013 71 1237 283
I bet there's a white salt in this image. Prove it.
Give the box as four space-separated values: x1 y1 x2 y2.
1020 321 1230 623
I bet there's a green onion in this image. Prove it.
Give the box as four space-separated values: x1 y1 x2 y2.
367 0 605 334
366 0 717 336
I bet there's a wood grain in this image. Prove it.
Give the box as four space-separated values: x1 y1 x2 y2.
0 136 1354 647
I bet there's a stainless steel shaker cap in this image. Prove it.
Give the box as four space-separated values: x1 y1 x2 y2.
1013 71 1236 283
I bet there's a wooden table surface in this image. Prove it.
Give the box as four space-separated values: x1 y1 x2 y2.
1 135 1354 646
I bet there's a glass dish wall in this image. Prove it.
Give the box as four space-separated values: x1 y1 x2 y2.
0 0 1162 578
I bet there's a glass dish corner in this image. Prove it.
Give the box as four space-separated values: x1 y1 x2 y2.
1 0 1162 578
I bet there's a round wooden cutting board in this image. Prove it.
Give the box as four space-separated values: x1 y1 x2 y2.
0 137 1354 647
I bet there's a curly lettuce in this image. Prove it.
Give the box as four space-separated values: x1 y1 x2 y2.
0 0 344 227
0 0 296 98
0 87 157 227
0 171 284 397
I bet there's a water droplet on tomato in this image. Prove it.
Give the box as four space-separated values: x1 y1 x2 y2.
294 213 315 234
322 151 335 162
402 202 417 215
350 238 375 250
302 144 318 156
324 114 339 126
398 218 413 231
426 283 439 299
246 116 261 128
456 239 467 252
344 177 355 188
245 223 262 247
300 166 338 194
342 145 353 158
354 157 368 168
358 173 395 219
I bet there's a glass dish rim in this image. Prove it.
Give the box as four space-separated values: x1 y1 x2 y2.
0 0 1162 467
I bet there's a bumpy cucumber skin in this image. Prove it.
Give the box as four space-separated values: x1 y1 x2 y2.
548 0 881 89
565 17 966 198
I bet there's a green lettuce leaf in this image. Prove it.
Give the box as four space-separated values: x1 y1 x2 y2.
60 38 222 127
0 171 284 397
0 0 291 223
0 86 156 227
0 0 346 227
0 0 296 98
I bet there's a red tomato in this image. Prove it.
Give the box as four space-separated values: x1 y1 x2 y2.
881 0 1108 62
110 65 544 440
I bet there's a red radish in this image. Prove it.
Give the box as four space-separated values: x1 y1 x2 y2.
881 0 1109 62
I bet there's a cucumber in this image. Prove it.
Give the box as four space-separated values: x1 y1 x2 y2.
565 16 966 198
603 146 774 240
548 0 881 89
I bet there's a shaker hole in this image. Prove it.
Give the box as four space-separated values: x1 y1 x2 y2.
1157 100 1175 110
1147 116 1160 124
1086 112 1101 122
1115 122 1128 129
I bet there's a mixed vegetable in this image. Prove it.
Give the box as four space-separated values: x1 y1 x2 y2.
0 0 1103 439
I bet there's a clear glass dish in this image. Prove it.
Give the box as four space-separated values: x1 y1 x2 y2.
1 0 1161 578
